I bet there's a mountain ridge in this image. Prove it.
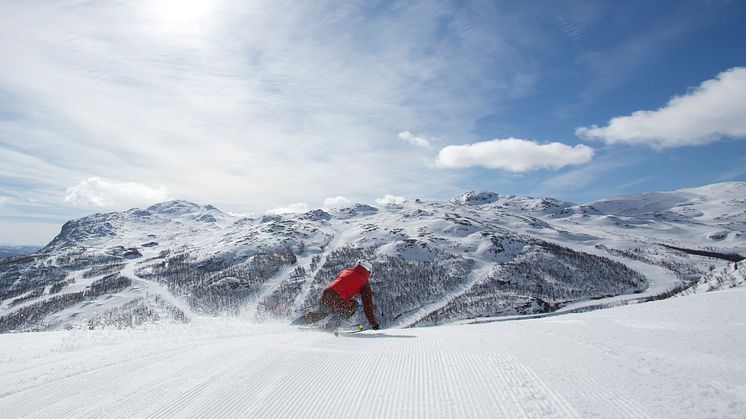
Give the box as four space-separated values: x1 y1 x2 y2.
1 182 744 332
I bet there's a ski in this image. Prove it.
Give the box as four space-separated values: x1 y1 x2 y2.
297 322 365 336
334 323 365 337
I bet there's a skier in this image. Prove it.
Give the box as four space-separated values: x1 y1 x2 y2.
304 260 380 330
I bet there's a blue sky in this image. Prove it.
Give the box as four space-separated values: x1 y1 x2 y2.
1 0 745 245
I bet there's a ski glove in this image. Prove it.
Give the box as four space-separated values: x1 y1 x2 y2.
372 323 380 330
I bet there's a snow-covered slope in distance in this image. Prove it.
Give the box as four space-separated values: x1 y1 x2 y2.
681 259 745 294
1 182 744 332
554 182 746 246
1 286 744 418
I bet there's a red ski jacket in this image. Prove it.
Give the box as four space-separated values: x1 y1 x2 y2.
326 265 377 326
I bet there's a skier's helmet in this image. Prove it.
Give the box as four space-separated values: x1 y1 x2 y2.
356 259 373 273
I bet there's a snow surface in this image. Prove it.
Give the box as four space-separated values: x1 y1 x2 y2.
2 287 745 418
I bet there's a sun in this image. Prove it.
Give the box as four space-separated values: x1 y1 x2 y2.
143 0 216 33
152 0 212 22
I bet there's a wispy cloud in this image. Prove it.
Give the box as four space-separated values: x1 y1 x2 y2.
614 176 655 191
5 0 737 243
554 3 707 118
0 1 539 216
537 149 644 198
715 154 746 182
577 67 746 148
548 0 608 41
64 177 170 208
398 131 433 148
323 196 351 207
436 138 594 172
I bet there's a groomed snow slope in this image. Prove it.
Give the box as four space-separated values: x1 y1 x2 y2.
2 288 745 418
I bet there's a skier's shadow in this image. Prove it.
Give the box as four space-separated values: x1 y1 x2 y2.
344 332 415 339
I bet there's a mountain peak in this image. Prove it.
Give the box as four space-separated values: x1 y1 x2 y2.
335 203 378 217
452 191 499 205
146 200 205 215
300 209 332 221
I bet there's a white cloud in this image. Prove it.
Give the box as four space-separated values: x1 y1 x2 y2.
376 194 407 205
266 202 310 215
0 196 6 205
0 1 545 227
398 131 432 148
576 67 746 148
225 210 256 218
436 138 594 172
64 177 170 208
323 196 351 207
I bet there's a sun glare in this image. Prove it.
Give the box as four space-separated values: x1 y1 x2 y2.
145 0 216 33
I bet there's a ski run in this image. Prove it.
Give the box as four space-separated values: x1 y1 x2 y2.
1 285 745 418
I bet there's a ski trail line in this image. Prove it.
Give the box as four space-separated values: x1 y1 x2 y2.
293 231 344 308
393 260 493 328
0 344 196 417
121 251 196 320
247 262 301 319
82 340 245 418
5 288 745 418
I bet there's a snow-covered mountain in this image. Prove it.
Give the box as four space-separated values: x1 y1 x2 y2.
558 182 746 243
1 182 744 333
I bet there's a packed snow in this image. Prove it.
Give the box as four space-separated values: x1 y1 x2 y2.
1 285 745 418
